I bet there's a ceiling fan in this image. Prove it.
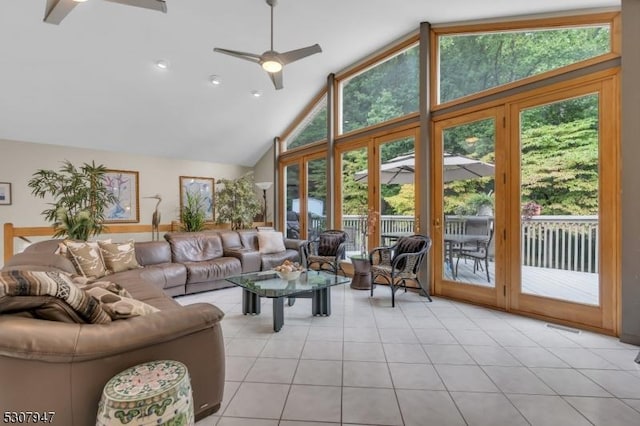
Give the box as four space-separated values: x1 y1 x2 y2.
43 0 167 25
214 0 322 90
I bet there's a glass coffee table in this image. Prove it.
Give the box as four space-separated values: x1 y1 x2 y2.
227 270 350 332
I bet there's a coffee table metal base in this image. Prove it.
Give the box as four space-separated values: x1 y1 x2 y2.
242 287 332 332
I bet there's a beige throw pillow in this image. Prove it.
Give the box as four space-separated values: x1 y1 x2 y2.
64 240 107 279
83 286 159 320
99 240 141 273
258 231 286 254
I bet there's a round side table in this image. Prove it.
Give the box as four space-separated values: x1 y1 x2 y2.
350 255 372 290
96 360 194 426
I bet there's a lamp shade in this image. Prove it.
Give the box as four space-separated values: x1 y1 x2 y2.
255 182 273 191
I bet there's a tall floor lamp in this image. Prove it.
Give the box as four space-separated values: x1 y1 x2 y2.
255 181 273 223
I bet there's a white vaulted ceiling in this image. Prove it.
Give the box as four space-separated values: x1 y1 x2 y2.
0 0 619 166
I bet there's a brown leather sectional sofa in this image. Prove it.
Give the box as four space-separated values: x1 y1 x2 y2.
0 229 304 425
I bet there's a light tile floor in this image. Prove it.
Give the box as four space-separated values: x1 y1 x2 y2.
176 285 640 426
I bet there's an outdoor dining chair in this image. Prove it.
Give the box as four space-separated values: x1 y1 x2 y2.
369 234 432 307
455 219 494 282
302 229 348 275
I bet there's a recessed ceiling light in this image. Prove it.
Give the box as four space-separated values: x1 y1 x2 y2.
251 90 262 98
155 59 169 69
209 75 221 86
73 0 89 2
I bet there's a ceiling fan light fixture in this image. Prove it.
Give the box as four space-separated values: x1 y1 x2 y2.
261 59 282 73
155 59 169 69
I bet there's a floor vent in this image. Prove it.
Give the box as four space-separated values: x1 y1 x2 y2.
546 323 581 334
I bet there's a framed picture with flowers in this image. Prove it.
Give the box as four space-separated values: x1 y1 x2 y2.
180 176 215 222
103 170 140 223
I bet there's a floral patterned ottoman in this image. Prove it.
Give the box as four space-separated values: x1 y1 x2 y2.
96 360 194 426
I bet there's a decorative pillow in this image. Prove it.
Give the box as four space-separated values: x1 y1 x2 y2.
394 236 426 270
257 231 286 254
0 270 111 324
318 234 345 256
80 280 133 298
98 240 141 273
63 240 108 279
83 286 159 320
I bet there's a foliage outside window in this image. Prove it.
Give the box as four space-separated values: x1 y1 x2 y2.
438 25 610 104
520 94 599 215
286 97 327 150
341 43 419 134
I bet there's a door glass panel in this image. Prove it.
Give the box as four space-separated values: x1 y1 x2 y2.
307 158 327 240
379 136 415 248
284 164 301 239
442 118 496 287
341 147 369 256
519 94 600 305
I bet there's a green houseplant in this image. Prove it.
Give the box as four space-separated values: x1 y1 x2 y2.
180 191 207 232
28 160 117 240
216 176 261 230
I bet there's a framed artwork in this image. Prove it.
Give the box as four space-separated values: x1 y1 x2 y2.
103 170 140 223
0 182 11 205
180 176 214 222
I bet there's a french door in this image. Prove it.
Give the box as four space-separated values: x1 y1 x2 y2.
508 80 618 332
335 127 420 261
279 152 327 240
433 107 506 308
432 74 618 333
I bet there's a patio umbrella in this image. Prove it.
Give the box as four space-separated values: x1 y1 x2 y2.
354 153 494 184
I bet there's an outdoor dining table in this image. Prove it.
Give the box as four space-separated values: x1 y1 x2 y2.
380 231 414 247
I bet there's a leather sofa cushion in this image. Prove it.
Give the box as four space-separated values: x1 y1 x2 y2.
135 241 173 266
165 232 224 263
239 230 259 250
219 231 242 249
3 252 77 275
141 263 187 289
184 257 241 284
224 248 261 273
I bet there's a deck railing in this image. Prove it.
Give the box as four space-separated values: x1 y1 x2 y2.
521 215 598 273
334 214 598 273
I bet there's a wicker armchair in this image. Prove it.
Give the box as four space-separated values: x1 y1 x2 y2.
302 230 348 275
369 234 432 307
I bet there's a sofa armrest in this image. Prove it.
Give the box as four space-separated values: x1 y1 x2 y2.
0 303 224 363
223 248 261 273
284 238 307 251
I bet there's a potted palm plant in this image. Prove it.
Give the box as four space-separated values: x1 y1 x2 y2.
180 191 207 232
28 160 117 240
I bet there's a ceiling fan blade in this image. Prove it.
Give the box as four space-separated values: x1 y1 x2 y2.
43 0 79 25
104 0 167 13
214 48 261 64
277 44 322 65
269 70 284 90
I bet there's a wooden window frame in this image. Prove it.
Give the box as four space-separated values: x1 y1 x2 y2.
430 12 621 111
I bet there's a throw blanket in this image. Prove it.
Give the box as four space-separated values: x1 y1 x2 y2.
0 270 111 324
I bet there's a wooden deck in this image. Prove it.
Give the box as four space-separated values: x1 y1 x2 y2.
445 259 599 306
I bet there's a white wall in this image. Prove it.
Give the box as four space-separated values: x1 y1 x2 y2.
0 138 251 265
